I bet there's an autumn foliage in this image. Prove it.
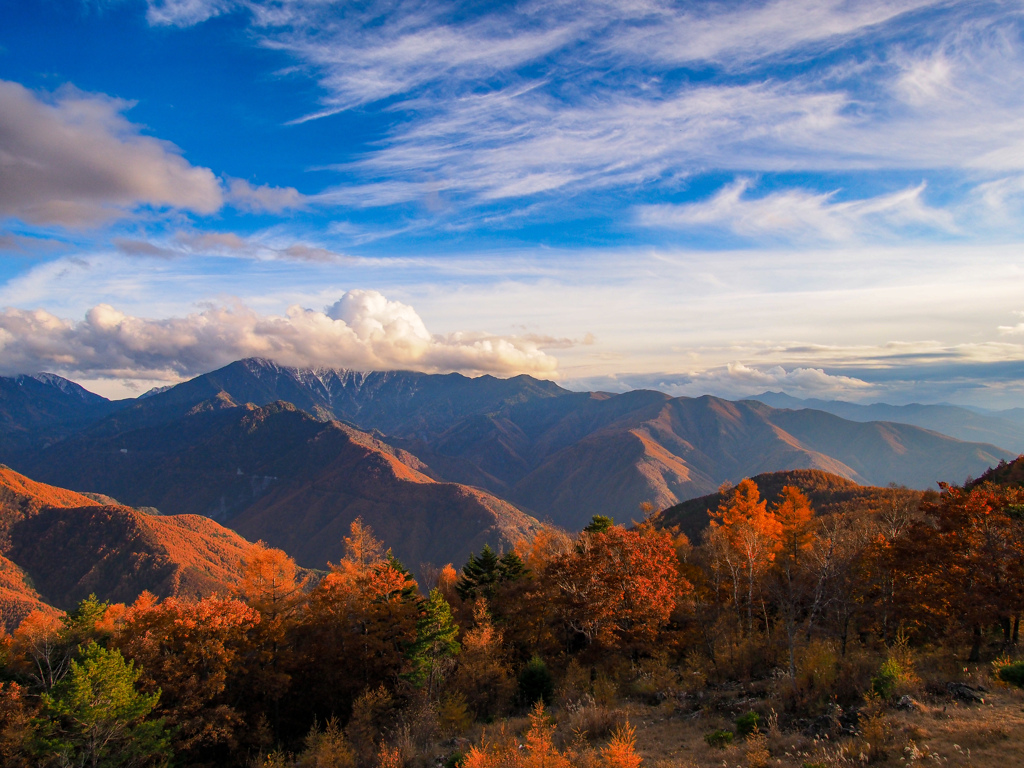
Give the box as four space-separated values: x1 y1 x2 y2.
7 472 1024 766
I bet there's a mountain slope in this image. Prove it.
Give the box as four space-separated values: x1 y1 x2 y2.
508 396 954 530
8 359 1012 538
21 401 540 571
115 357 576 435
654 468 927 541
0 465 253 629
0 373 124 463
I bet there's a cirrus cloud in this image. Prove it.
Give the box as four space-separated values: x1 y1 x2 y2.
637 178 956 242
0 290 559 380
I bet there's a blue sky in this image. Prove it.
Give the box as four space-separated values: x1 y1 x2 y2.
3 0 1024 407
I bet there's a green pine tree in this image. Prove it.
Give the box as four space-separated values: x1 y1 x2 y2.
407 589 461 697
583 515 614 534
34 643 171 768
498 551 528 582
456 545 500 600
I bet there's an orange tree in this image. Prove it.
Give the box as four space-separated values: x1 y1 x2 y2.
287 526 420 733
113 594 261 763
548 522 682 655
769 485 816 680
708 479 782 634
890 482 1024 659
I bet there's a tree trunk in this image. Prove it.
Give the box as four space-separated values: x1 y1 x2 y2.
969 624 983 663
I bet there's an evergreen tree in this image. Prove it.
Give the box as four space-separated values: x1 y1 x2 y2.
498 551 529 582
35 643 171 768
62 595 110 646
456 545 501 601
457 546 528 601
383 551 420 603
407 589 461 697
583 515 614 534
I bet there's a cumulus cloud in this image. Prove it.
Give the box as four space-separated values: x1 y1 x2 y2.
0 80 224 226
0 80 311 227
0 289 558 380
637 178 956 241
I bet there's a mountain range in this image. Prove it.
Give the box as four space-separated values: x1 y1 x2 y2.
750 391 1024 453
1 358 1014 545
2 357 1023 628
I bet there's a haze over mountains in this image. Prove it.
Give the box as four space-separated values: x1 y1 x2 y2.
751 391 1024 453
0 358 1014 556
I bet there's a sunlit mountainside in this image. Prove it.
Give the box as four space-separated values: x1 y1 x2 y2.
0 464 251 631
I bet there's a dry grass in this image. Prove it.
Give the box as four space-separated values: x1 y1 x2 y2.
622 682 1024 767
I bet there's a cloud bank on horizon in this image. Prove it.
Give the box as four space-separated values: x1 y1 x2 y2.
2 0 1024 405
0 290 558 381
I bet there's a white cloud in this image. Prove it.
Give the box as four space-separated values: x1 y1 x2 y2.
146 0 233 27
637 178 956 241
137 0 1024 218
226 178 307 213
0 80 224 226
0 290 559 380
619 363 875 401
112 231 351 263
319 81 851 206
607 0 939 68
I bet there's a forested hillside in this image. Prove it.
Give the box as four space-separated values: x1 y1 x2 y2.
4 466 1024 767
0 465 253 631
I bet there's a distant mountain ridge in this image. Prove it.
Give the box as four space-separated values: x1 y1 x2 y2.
4 359 1012 539
0 373 127 463
749 391 1024 452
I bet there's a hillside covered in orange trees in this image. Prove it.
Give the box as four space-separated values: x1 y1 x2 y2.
0 465 254 630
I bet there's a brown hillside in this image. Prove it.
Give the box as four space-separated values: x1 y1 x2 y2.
228 418 540 571
0 465 254 624
0 463 99 522
655 468 927 541
968 454 1024 487
0 554 59 631
7 504 252 612
18 401 540 573
511 398 865 531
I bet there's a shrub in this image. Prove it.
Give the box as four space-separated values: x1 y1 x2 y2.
870 657 902 699
438 692 473 736
744 729 770 768
997 661 1024 687
297 717 355 768
704 729 733 749
735 710 760 737
518 655 554 706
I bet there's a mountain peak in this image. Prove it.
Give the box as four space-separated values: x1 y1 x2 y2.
15 372 108 403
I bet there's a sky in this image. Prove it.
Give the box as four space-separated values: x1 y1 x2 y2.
3 0 1024 407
